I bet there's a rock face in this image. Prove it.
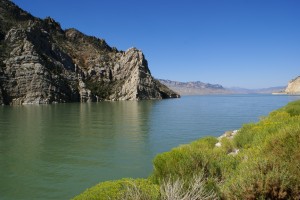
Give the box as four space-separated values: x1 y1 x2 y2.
285 76 300 94
0 0 179 105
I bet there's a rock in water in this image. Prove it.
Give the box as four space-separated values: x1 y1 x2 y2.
0 0 179 105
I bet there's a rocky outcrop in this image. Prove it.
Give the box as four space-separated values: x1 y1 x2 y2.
285 76 300 94
0 0 179 105
108 48 162 100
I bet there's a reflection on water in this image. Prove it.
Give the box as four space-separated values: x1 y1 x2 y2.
0 101 155 200
0 95 299 200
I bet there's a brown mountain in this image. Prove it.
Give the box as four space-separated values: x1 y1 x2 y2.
0 0 179 105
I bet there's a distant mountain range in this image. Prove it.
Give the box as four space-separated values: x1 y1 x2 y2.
158 79 230 95
228 86 286 94
158 79 286 95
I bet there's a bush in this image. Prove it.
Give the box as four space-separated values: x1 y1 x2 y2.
223 158 300 199
160 173 218 200
279 100 300 116
72 178 159 200
233 123 257 149
85 79 113 99
152 137 219 182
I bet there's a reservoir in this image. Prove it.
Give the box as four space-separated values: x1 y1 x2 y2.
0 94 299 200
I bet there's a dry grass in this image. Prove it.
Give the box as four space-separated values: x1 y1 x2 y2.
160 174 218 200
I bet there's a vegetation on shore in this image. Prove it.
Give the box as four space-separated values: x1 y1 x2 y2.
73 100 300 200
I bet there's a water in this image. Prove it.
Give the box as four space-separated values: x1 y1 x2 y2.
0 94 299 200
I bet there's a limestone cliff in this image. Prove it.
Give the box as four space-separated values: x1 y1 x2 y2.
0 0 179 105
285 76 300 94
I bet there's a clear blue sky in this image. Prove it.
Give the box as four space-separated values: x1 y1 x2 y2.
12 0 300 88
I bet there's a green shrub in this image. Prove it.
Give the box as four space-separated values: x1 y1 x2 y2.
152 137 219 183
234 111 292 150
222 158 300 200
219 137 235 154
85 79 113 99
279 100 300 116
72 178 159 200
152 136 234 198
233 123 257 149
261 119 300 181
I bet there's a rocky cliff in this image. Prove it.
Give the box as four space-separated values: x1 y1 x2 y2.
285 76 300 94
0 0 179 105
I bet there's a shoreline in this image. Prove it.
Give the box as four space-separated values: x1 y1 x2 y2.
73 100 300 199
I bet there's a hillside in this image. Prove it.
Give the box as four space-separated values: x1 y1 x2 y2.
74 100 300 199
228 86 286 94
158 79 231 95
0 0 179 105
158 79 285 95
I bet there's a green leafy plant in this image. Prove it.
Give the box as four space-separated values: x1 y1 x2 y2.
73 178 159 200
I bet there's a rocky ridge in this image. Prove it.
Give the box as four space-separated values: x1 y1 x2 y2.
230 86 286 94
158 79 230 95
0 0 179 105
159 79 286 95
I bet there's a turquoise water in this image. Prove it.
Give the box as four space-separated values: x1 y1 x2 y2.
0 94 299 200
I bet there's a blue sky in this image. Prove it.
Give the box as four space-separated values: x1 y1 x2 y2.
12 0 300 88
